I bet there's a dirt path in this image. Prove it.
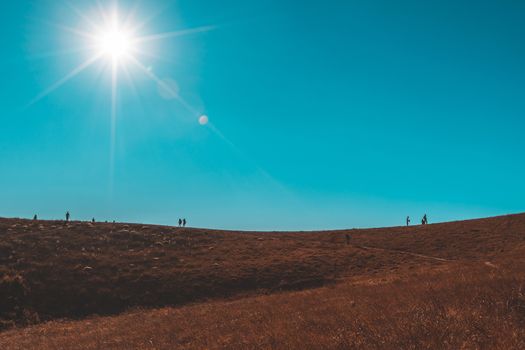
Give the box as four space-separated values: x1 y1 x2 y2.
355 245 452 262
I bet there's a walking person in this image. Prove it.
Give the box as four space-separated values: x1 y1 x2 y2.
65 211 70 222
178 218 182 227
423 214 428 225
182 218 186 227
406 216 410 226
33 214 37 220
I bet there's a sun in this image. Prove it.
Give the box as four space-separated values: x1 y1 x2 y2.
97 29 132 59
95 23 135 62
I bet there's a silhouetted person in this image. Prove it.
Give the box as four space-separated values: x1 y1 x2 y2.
423 214 428 225
178 218 182 227
65 211 70 222
406 216 410 226
92 218 95 223
33 214 37 220
182 218 186 227
345 234 351 245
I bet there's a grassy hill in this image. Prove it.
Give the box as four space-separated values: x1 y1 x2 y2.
1 213 525 348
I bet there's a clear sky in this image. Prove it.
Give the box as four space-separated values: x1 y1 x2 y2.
0 0 524 230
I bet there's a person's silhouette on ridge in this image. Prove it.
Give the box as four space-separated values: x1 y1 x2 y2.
406 216 410 226
182 218 186 227
33 214 37 220
65 211 70 222
178 218 182 227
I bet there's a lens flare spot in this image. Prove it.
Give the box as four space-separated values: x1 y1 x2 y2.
199 115 209 125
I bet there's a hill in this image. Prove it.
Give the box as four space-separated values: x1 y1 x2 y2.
1 213 525 348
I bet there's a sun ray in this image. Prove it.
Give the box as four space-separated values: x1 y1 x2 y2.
128 56 199 116
91 57 111 86
134 25 217 44
37 18 98 41
128 2 174 35
25 46 95 61
131 47 178 65
120 63 140 103
206 121 290 194
109 58 118 195
64 0 102 33
26 53 102 108
122 0 143 30
96 0 115 29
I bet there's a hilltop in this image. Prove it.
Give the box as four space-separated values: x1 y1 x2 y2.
1 213 525 348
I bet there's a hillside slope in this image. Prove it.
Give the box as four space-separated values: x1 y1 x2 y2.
1 213 525 333
2 260 524 349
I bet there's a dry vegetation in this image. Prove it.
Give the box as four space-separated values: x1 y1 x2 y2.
1 213 525 349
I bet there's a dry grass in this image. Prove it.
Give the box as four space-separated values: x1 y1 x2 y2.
1 263 524 349
1 213 525 348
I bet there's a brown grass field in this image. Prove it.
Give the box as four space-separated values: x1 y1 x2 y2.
1 213 525 349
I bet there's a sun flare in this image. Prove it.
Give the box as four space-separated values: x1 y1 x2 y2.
28 3 216 125
24 2 225 200
97 28 133 60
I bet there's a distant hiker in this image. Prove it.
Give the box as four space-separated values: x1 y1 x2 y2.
182 218 186 227
178 218 182 227
92 218 95 223
345 234 351 245
406 216 410 226
65 211 70 222
33 214 37 220
423 214 428 225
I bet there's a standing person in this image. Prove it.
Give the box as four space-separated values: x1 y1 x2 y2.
423 214 428 225
406 216 410 226
182 218 186 227
33 214 37 220
92 218 95 223
65 211 70 222
178 218 182 227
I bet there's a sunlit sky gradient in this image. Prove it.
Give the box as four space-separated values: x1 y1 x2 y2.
1 0 524 230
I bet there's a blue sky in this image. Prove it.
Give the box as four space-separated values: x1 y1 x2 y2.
0 0 524 230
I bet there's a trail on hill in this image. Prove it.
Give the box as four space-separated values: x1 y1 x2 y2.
354 245 452 262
